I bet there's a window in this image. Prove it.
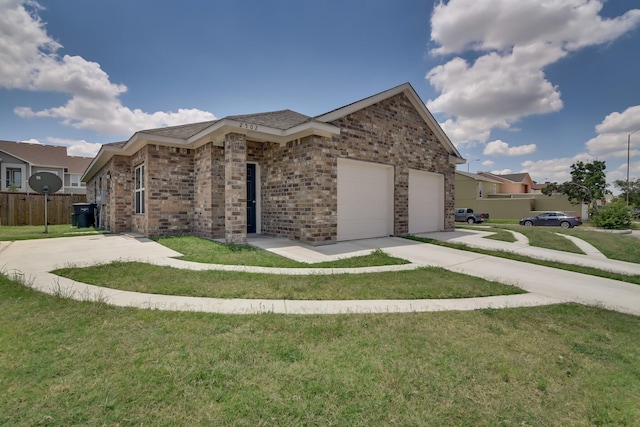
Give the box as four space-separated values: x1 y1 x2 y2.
70 174 80 187
135 164 145 214
6 168 22 189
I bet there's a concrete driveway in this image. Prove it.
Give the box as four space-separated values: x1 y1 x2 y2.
1 232 639 316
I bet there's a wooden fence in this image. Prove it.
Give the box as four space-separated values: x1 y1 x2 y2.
0 192 87 226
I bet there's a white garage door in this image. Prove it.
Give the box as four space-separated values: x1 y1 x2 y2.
337 158 393 241
409 169 444 234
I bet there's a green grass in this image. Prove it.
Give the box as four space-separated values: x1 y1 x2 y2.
0 224 101 241
497 225 584 253
156 236 409 268
483 224 640 263
2 275 639 426
479 227 518 243
53 261 523 300
558 228 640 263
408 236 640 286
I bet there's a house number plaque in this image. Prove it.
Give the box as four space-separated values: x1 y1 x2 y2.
238 123 258 131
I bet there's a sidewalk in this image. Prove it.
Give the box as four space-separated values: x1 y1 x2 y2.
1 232 639 316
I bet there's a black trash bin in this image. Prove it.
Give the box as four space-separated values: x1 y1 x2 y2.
72 203 96 228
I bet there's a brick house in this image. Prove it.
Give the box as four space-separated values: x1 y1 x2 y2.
83 83 464 245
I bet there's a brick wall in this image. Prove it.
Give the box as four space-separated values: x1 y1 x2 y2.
193 143 225 238
326 92 456 233
86 155 132 233
224 133 247 243
145 145 194 236
257 136 336 244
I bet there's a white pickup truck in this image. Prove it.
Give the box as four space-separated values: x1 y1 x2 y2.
455 208 489 224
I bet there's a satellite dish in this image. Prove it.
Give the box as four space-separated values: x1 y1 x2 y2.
29 172 63 194
28 172 63 234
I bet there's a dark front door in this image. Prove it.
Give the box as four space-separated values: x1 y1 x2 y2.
246 164 256 233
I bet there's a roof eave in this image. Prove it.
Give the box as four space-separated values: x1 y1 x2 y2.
81 145 121 182
188 118 340 146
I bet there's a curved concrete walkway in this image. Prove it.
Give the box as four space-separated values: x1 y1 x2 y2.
1 232 639 315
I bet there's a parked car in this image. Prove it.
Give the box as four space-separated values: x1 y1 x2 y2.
455 208 490 224
519 211 582 228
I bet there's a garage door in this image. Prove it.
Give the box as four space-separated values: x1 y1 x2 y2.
409 169 444 234
337 158 393 241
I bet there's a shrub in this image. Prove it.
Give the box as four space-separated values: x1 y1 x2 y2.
590 199 633 229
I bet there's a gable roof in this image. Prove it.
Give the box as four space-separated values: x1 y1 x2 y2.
479 172 532 184
315 82 463 162
498 173 531 183
140 121 218 140
83 83 464 181
0 140 92 173
455 170 502 183
227 110 312 130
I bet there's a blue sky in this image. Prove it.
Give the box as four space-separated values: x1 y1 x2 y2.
1 0 639 189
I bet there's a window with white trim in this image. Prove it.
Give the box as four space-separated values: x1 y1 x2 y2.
70 174 80 187
5 168 22 189
135 164 145 214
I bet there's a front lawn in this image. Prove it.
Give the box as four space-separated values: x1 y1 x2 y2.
2 276 639 426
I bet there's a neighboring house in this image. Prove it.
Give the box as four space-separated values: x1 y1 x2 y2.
478 172 535 194
455 171 503 200
455 171 579 219
83 83 465 245
531 182 548 194
0 140 92 194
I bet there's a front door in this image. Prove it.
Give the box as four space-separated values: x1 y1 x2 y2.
246 164 256 233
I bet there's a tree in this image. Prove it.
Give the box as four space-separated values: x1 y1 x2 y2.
542 160 608 210
614 178 640 207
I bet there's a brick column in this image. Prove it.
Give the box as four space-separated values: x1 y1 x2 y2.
394 166 409 235
224 133 247 243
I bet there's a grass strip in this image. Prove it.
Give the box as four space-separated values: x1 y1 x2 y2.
156 236 409 268
2 275 639 426
0 224 102 240
53 261 524 300
407 236 640 286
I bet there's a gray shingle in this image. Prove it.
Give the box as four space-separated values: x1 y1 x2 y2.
227 110 312 130
140 120 219 139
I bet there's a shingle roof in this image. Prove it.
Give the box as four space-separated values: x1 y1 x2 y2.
140 120 219 139
0 140 92 173
65 156 93 174
456 170 503 183
499 173 530 183
137 110 313 140
227 110 312 130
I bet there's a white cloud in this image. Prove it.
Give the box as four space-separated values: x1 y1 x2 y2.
426 0 640 146
19 138 43 145
46 137 102 157
481 160 494 168
490 168 512 175
586 105 640 159
483 139 537 156
1 0 215 136
521 154 595 183
430 0 640 55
